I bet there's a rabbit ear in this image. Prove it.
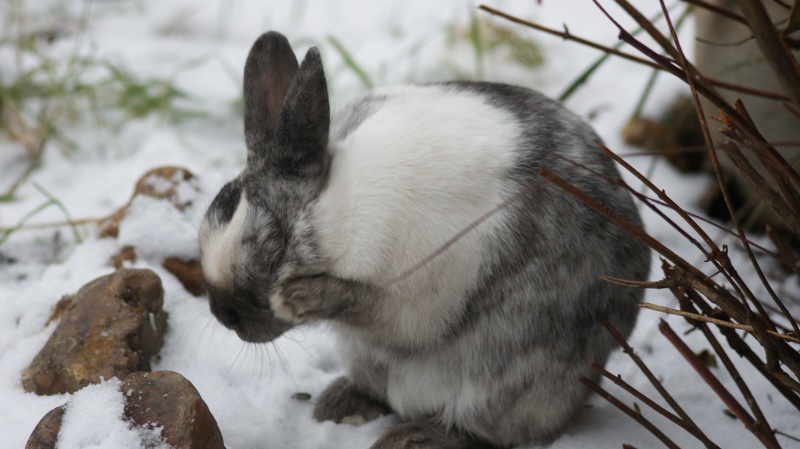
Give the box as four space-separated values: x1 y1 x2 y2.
271 47 330 178
243 31 299 161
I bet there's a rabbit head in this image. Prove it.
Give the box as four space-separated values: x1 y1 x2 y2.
198 32 331 342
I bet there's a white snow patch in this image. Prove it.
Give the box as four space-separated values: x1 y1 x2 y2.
117 196 199 261
57 378 171 449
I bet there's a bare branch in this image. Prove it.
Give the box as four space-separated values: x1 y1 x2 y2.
639 302 800 343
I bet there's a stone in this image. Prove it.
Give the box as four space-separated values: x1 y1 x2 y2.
25 371 225 449
162 257 206 296
111 245 138 270
44 295 74 327
122 371 225 449
21 269 168 395
622 95 705 173
24 406 64 449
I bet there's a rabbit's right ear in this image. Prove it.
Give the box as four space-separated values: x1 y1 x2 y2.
243 31 299 163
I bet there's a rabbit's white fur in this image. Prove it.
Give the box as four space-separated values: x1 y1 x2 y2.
201 193 248 286
307 86 518 348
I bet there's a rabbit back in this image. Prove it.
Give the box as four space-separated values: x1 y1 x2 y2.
312 82 649 443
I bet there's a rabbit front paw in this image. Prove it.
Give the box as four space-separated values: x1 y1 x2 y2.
270 274 374 325
270 274 329 323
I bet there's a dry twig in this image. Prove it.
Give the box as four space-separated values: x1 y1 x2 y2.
639 302 800 343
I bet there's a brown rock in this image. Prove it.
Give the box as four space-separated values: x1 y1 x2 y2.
44 295 74 327
21 269 169 395
97 207 128 239
25 406 65 449
622 96 706 173
99 166 198 239
122 371 225 449
111 245 138 270
163 257 206 296
26 371 225 449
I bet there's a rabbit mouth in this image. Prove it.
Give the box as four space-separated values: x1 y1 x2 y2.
206 284 294 343
232 315 293 343
215 305 294 343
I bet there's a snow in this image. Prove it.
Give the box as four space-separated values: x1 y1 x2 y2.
117 195 201 261
1 1 798 449
58 378 170 449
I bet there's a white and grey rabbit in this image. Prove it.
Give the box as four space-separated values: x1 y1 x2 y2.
199 31 650 449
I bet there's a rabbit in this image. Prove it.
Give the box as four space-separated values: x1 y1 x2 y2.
198 31 651 449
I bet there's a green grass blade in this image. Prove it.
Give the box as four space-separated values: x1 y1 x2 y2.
327 36 373 90
32 182 83 244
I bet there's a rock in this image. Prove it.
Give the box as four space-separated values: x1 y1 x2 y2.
25 371 225 449
25 372 225 449
98 166 198 239
111 245 138 270
25 406 64 449
44 295 74 327
21 269 168 395
122 371 225 449
622 95 706 173
163 257 206 296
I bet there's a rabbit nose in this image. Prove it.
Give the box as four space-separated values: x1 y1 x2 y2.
211 301 241 329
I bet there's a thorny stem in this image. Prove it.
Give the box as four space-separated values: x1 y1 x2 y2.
599 146 751 307
555 150 797 272
681 0 748 24
580 376 681 449
735 0 800 104
672 287 781 448
479 5 791 102
477 5 662 70
596 0 800 192
659 3 800 381
721 143 800 334
658 0 782 352
590 361 722 449
639 302 800 343
659 320 781 449
613 0 681 60
601 319 716 447
669 264 800 382
688 285 800 408
589 1 800 385
541 163 800 387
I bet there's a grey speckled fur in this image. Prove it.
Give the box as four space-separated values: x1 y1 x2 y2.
199 31 651 449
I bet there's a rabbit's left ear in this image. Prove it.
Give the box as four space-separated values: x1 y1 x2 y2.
271 47 331 178
243 31 299 162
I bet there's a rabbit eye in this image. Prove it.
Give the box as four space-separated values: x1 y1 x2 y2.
209 180 242 224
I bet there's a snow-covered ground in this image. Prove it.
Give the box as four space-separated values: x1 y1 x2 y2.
2 1 799 448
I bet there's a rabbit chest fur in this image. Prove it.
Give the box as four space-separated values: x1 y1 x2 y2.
199 32 650 448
